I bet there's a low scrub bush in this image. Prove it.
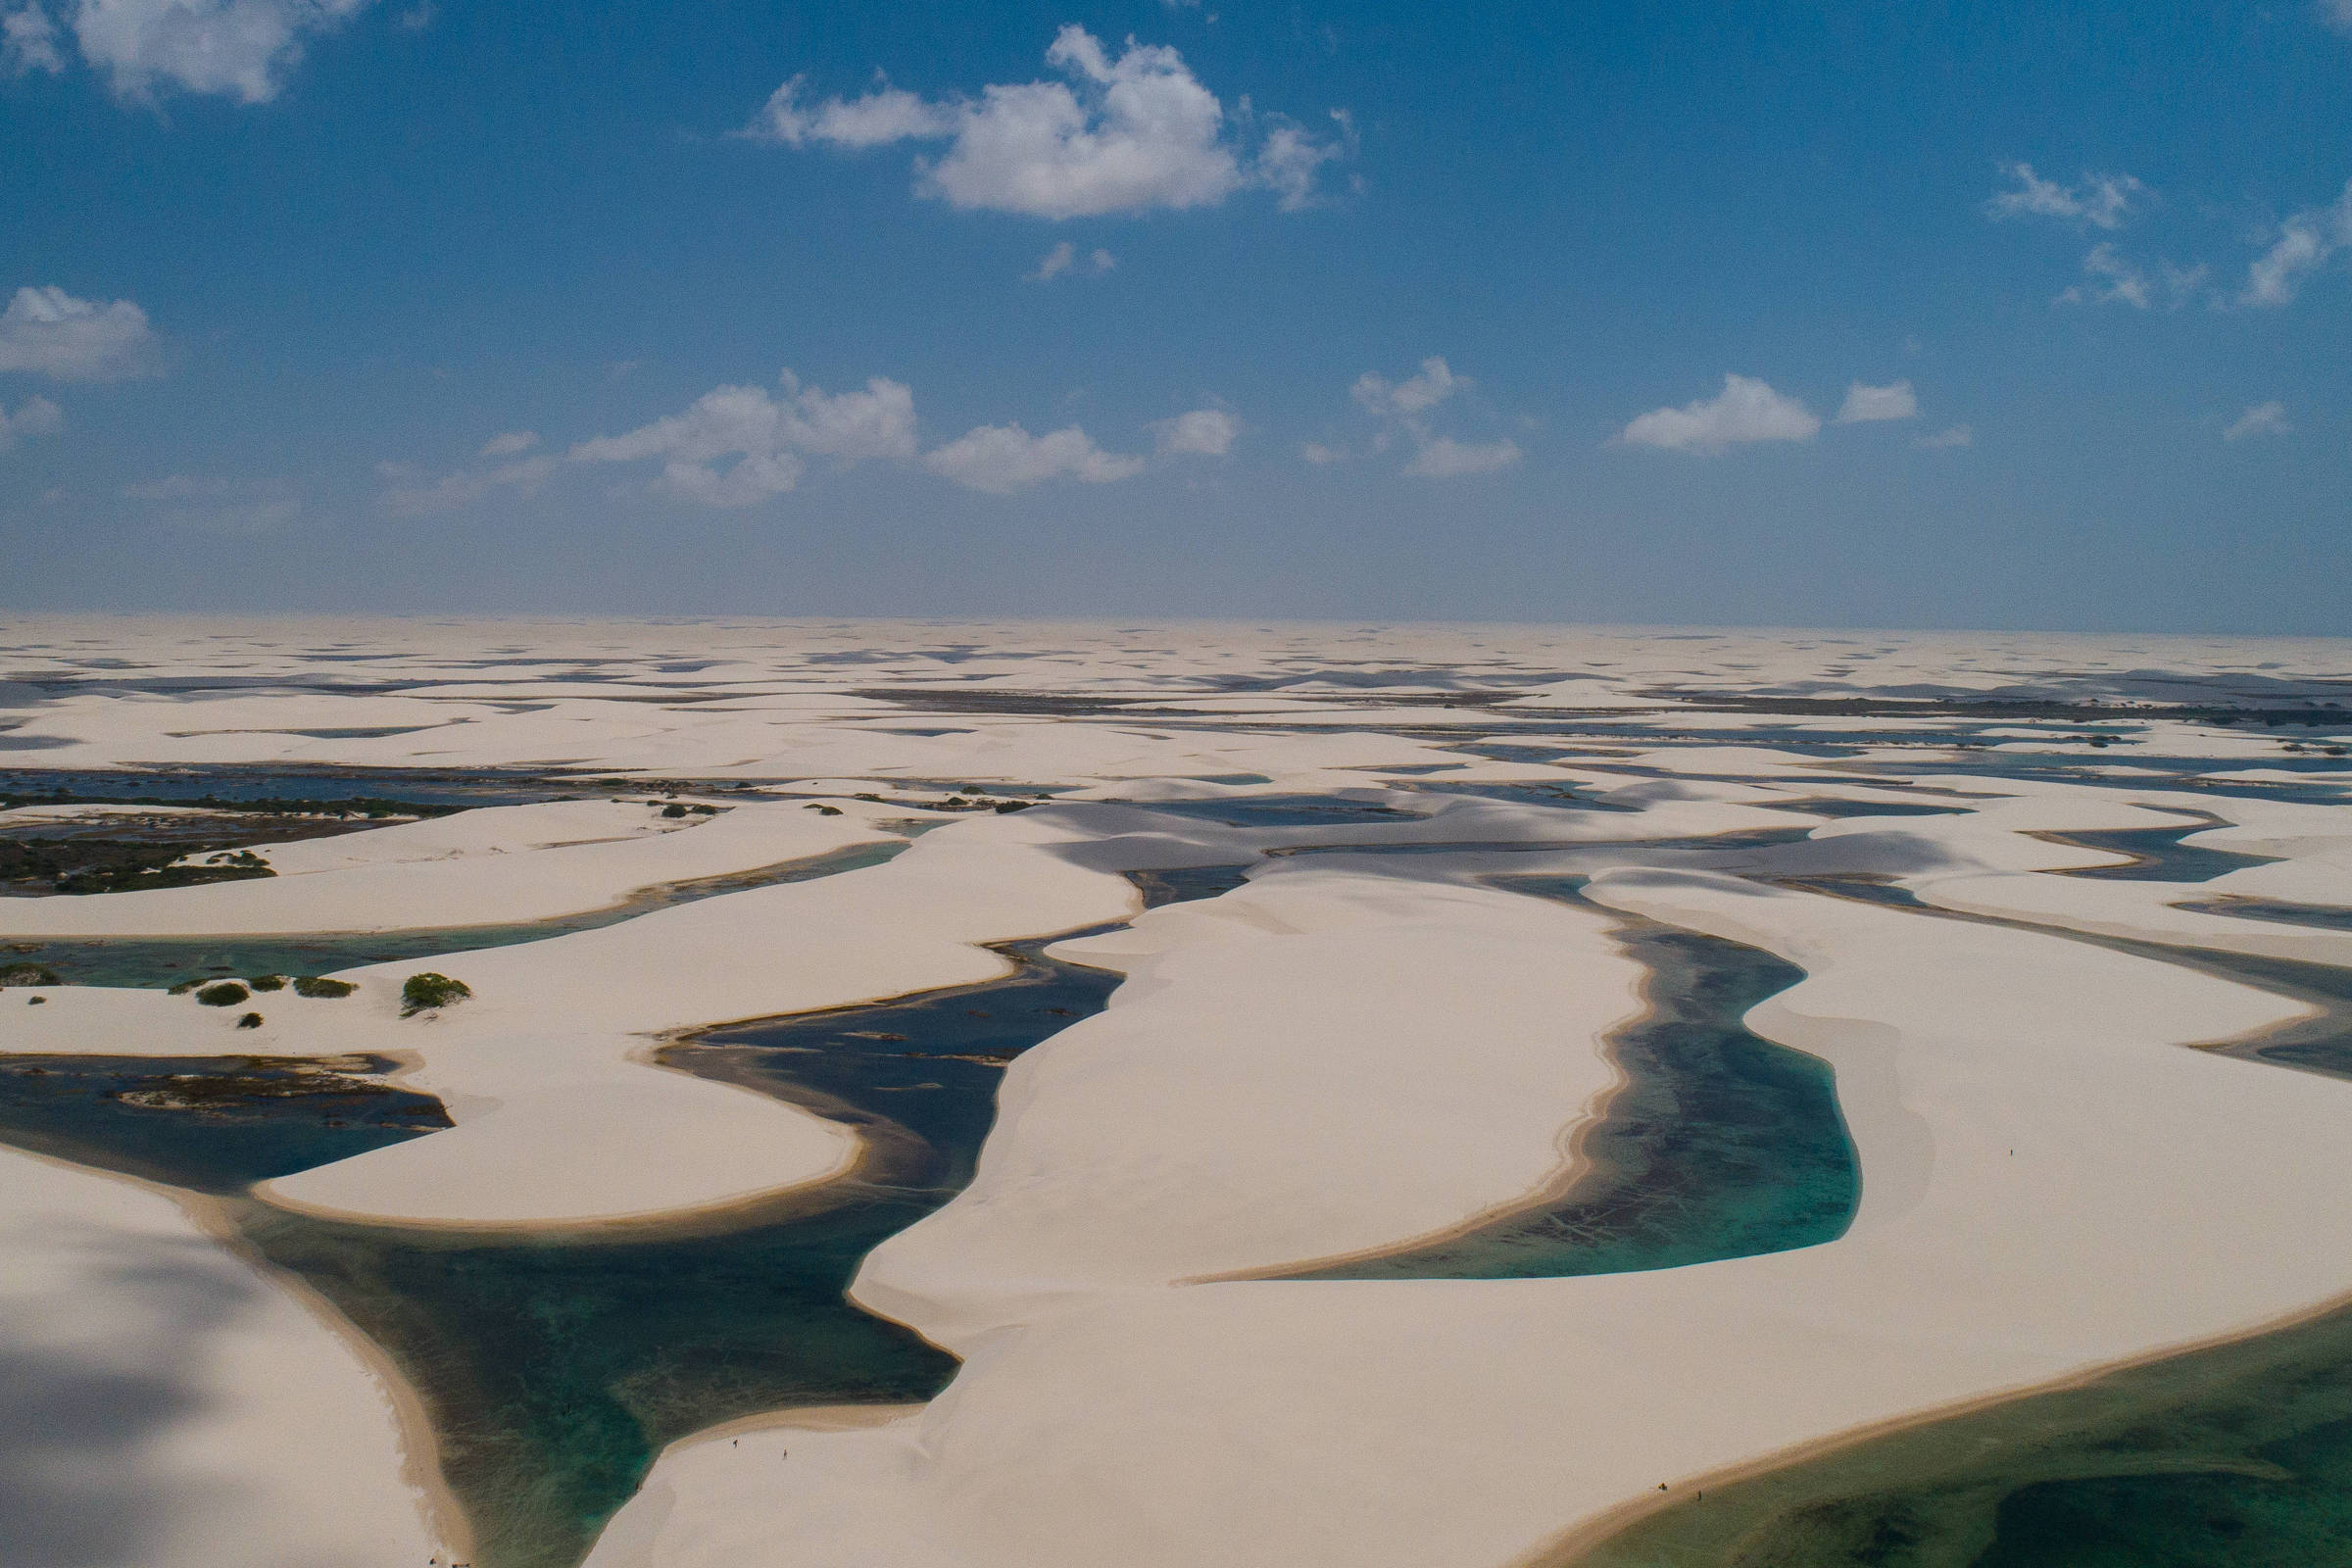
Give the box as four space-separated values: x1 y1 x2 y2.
400 972 472 1016
292 975 357 999
195 982 250 1006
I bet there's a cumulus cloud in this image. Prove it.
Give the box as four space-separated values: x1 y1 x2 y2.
571 370 917 508
2324 0 2352 33
1351 356 1463 417
1618 374 1820 454
123 473 298 533
0 393 62 450
1834 380 1918 423
743 77 951 147
476 430 537 458
2240 182 2352 307
3 4 63 72
1986 162 2143 228
1913 424 1973 450
1151 407 1236 457
921 422 1144 493
53 0 372 103
1256 111 1356 211
2223 401 2290 441
742 25 1348 219
1028 241 1115 281
1404 435 1521 477
1299 441 1345 465
0 285 160 380
1345 356 1521 477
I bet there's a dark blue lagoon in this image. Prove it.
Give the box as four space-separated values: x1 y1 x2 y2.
2039 819 2284 882
0 1052 448 1192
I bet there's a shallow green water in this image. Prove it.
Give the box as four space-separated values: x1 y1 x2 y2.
1297 879 1857 1281
1561 875 2352 1567
1565 1295 2352 1568
3 840 906 988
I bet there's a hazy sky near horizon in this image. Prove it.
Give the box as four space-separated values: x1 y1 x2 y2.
2 1 2347 633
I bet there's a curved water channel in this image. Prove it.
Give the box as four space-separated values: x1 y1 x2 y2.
9 769 2338 1568
1295 879 1857 1281
1563 871 2352 1567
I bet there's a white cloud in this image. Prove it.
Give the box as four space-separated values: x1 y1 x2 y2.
570 370 917 508
1404 435 1520 478
921 421 1144 492
477 430 537 459
1300 441 1344 465
1913 424 1973 450
743 25 1348 219
1834 380 1918 423
1151 407 1236 457
1028 241 1115 281
743 76 952 148
1256 111 1354 212
123 473 298 533
0 393 62 449
2324 0 2352 33
2223 401 2290 441
0 284 160 380
3 4 63 73
1351 356 1463 417
1986 162 2143 228
66 0 373 104
1346 356 1524 477
1618 374 1820 454
395 1 430 29
2240 182 2352 307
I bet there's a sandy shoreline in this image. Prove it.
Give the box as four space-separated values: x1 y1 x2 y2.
4 616 2349 1568
1526 1279 2352 1566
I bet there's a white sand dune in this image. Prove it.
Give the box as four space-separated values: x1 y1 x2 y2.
0 798 900 937
0 1150 455 1566
586 863 2352 1568
0 616 2346 1568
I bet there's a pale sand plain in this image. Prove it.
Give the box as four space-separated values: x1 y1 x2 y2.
0 614 2347 1568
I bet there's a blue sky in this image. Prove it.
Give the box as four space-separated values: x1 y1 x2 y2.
2 1 2348 632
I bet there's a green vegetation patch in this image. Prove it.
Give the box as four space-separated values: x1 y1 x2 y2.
400 972 472 1016
292 975 357 999
195 981 251 1007
0 962 62 988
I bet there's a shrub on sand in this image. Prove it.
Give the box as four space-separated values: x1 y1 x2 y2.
401 972 471 1016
